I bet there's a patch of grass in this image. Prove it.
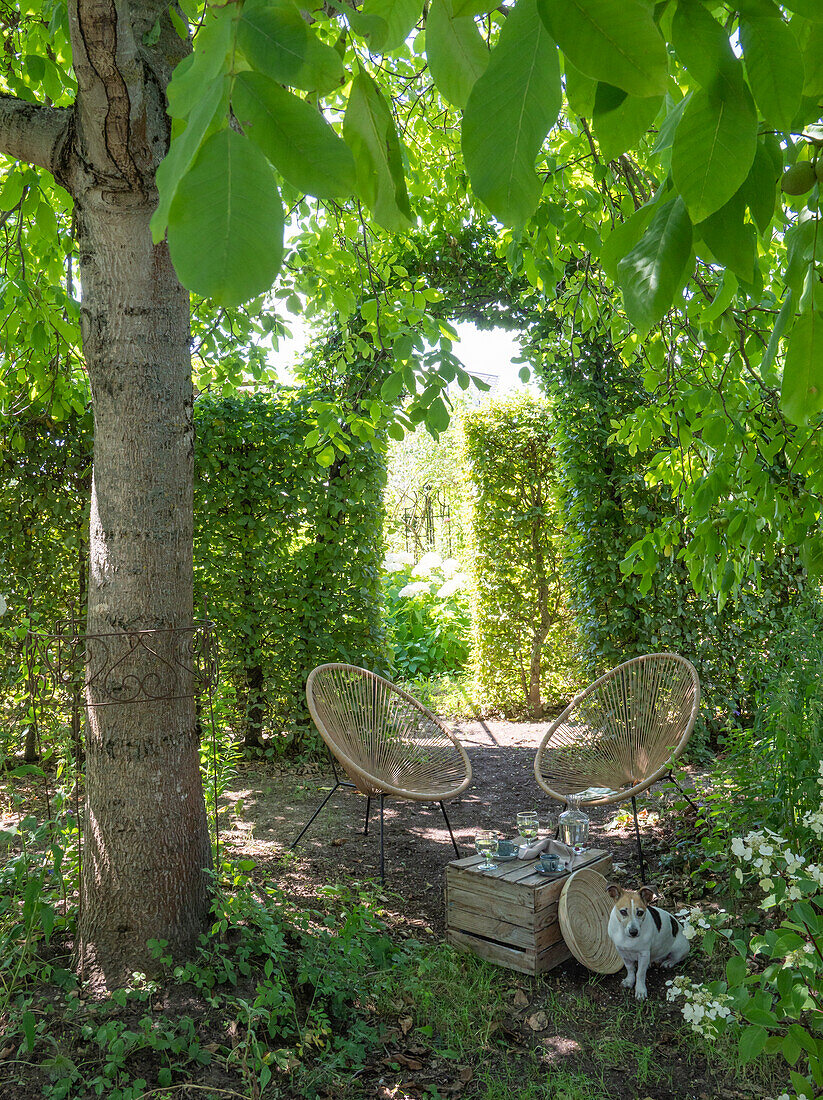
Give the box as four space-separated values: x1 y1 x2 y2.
377 946 511 1055
475 1055 608 1100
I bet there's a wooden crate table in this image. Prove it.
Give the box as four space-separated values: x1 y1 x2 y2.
445 848 612 975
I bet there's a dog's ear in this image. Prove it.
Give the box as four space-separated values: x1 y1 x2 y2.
639 885 657 904
606 883 622 900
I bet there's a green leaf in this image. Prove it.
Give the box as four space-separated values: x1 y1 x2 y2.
797 19 823 96
538 0 668 98
564 59 597 117
426 396 450 434
592 83 662 162
360 0 420 52
426 0 489 108
21 1011 36 1052
671 80 758 223
167 129 284 307
381 372 405 400
617 196 693 334
233 74 356 199
167 5 234 118
741 141 779 235
151 76 228 243
671 1 738 92
237 0 344 95
726 954 747 986
702 271 738 323
0 172 24 211
740 17 804 130
651 92 690 158
599 201 656 281
780 311 823 426
343 67 413 231
738 1024 768 1064
698 193 757 283
785 0 823 18
782 1033 802 1066
762 288 793 374
462 0 561 225
800 537 823 575
743 1006 777 1027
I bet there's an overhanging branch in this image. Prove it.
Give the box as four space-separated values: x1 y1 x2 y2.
0 94 72 174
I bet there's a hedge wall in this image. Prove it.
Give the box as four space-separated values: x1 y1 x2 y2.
462 394 576 717
194 391 387 748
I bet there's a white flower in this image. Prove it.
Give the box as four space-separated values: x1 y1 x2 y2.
412 551 443 577
397 581 432 598
385 550 414 567
440 558 460 578
731 837 747 857
437 577 464 598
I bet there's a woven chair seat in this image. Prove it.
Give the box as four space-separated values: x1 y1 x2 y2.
307 664 472 801
535 653 700 806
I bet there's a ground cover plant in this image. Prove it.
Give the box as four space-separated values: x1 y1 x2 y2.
0 732 807 1100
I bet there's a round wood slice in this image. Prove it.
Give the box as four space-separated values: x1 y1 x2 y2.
559 867 623 974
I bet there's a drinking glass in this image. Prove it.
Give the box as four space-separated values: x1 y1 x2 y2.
516 811 539 844
475 830 499 870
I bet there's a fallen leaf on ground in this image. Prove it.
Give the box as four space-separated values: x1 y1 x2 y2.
395 1054 423 1070
399 1015 414 1035
459 1066 474 1083
527 1010 549 1031
513 988 530 1007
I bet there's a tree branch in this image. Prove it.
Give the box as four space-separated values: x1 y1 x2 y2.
0 94 72 174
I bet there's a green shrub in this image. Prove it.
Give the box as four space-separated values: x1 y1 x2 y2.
194 391 387 750
463 394 576 717
383 550 470 680
668 779 823 1100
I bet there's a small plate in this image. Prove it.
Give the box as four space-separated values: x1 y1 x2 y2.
536 865 566 877
496 852 518 862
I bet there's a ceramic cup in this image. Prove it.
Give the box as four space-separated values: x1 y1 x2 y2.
539 852 560 873
497 839 517 858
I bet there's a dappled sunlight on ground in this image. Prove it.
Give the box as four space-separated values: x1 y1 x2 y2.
217 719 703 935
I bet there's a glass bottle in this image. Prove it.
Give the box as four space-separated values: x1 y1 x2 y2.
558 794 590 854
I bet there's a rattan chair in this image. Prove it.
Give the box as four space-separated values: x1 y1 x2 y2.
291 663 472 880
534 653 700 882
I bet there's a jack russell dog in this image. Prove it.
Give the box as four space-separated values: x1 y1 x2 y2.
606 884 690 1000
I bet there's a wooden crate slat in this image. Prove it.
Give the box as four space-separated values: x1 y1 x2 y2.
447 884 538 930
448 908 535 949
447 928 538 975
445 867 537 911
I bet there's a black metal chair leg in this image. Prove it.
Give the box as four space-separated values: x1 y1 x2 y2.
379 793 385 883
290 782 341 849
666 771 700 812
364 796 371 836
439 800 460 858
631 795 648 884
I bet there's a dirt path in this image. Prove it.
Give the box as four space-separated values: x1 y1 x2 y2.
219 718 690 938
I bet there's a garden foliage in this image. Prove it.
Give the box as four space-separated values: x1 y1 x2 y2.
538 334 808 744
463 394 575 717
383 550 470 682
194 391 387 749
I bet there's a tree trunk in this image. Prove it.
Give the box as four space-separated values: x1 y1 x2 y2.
73 191 211 986
0 0 210 985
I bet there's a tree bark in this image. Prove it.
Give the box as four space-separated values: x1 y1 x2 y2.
73 191 212 985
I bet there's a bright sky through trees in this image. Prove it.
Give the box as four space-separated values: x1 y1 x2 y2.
270 319 527 393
